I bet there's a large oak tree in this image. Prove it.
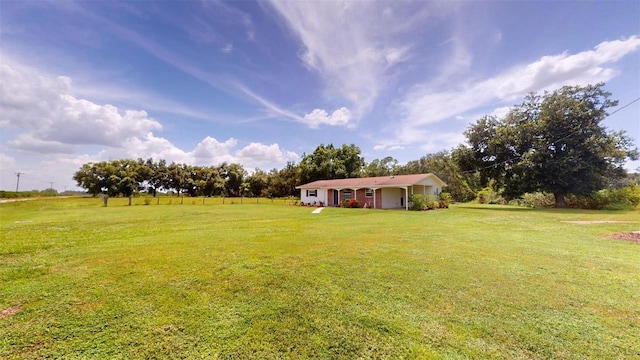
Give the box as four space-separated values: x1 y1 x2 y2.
296 144 365 184
461 83 638 207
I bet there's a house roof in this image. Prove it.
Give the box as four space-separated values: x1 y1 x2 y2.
296 173 447 189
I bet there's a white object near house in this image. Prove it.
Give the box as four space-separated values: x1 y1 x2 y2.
296 173 447 210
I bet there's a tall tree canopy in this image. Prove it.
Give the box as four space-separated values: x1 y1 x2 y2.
297 144 365 184
73 159 245 198
395 150 477 202
461 83 638 207
364 156 399 177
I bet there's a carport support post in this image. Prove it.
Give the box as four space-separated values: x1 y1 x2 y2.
373 188 376 209
404 187 408 210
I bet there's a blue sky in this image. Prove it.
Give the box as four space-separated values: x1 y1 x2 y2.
1 0 639 192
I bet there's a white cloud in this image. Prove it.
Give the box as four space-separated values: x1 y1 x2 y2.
192 136 238 165
303 107 351 128
373 130 464 154
492 31 503 44
221 43 234 53
0 153 15 166
236 143 299 166
0 58 302 190
374 144 405 151
8 134 75 154
418 132 467 153
236 83 354 128
1 59 162 152
120 133 194 164
390 36 640 147
235 82 305 122
73 81 228 123
432 37 473 85
266 1 423 118
101 134 297 169
490 106 511 119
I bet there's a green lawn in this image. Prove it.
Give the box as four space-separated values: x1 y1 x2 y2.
1 198 639 359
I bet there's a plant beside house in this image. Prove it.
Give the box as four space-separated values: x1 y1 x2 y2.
340 198 361 208
439 192 452 208
410 194 445 210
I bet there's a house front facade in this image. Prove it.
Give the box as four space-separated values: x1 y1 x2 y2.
296 173 447 210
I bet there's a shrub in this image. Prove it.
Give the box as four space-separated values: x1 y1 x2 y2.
143 197 152 205
517 192 555 208
425 195 440 209
410 194 441 210
624 185 640 207
600 185 640 210
348 198 360 208
410 194 426 211
562 185 640 210
477 187 505 204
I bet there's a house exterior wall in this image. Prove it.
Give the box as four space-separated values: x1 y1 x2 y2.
409 185 434 196
353 188 371 208
300 189 327 205
300 183 441 209
381 188 405 209
374 189 382 209
414 178 442 195
297 174 445 210
325 188 382 208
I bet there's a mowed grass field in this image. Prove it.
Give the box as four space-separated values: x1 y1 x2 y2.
1 198 639 359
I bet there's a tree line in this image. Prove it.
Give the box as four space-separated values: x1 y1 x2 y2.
74 84 638 207
73 159 296 199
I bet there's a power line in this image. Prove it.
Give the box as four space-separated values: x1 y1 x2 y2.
607 97 640 117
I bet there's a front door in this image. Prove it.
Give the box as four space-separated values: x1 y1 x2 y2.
333 189 339 206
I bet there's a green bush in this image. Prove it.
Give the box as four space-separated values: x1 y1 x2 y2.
477 187 506 205
516 192 555 208
410 194 426 210
410 194 440 210
601 185 640 210
563 185 640 210
0 190 60 199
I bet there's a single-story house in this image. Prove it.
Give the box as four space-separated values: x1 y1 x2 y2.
296 173 447 210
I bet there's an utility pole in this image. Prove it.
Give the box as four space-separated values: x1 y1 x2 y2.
49 181 54 189
15 172 23 194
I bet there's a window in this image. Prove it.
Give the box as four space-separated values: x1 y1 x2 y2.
306 189 317 197
342 189 352 200
365 188 373 197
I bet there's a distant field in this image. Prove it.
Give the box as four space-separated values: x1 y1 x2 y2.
1 198 639 358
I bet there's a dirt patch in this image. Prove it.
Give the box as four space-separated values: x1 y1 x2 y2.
561 220 633 224
606 232 640 243
0 305 22 320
